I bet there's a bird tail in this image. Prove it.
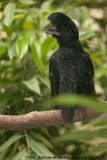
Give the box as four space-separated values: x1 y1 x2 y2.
60 106 75 123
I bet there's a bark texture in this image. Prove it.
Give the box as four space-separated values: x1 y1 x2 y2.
0 108 101 131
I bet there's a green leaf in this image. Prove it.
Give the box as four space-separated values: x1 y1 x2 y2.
16 32 30 59
41 37 56 58
22 77 41 95
0 41 9 56
12 149 27 160
54 131 93 143
20 150 32 160
84 141 107 156
79 31 95 40
29 136 54 156
94 120 107 126
24 97 34 103
65 1 84 9
30 36 45 74
41 0 54 10
55 94 107 112
54 129 107 143
0 149 9 160
3 2 16 26
36 75 50 89
89 143 107 154
0 134 24 152
30 131 54 150
8 38 17 60
18 0 35 5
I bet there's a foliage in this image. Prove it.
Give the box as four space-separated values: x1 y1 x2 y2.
55 94 107 112
0 0 107 159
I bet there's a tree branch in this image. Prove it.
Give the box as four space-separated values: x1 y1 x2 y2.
0 108 101 131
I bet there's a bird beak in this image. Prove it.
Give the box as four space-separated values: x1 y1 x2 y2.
44 26 60 36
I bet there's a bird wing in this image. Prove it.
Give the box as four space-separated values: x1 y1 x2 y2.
49 52 60 98
59 56 77 122
59 51 95 122
76 51 95 95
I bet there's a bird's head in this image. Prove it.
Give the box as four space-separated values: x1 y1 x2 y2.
44 12 79 44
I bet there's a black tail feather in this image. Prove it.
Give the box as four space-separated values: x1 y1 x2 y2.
60 106 75 123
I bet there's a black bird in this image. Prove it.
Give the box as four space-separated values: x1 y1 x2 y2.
44 12 95 123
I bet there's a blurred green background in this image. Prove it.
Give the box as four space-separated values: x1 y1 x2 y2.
0 0 107 159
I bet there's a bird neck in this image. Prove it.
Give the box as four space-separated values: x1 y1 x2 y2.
57 38 83 53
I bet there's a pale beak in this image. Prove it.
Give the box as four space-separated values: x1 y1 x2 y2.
44 26 60 36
